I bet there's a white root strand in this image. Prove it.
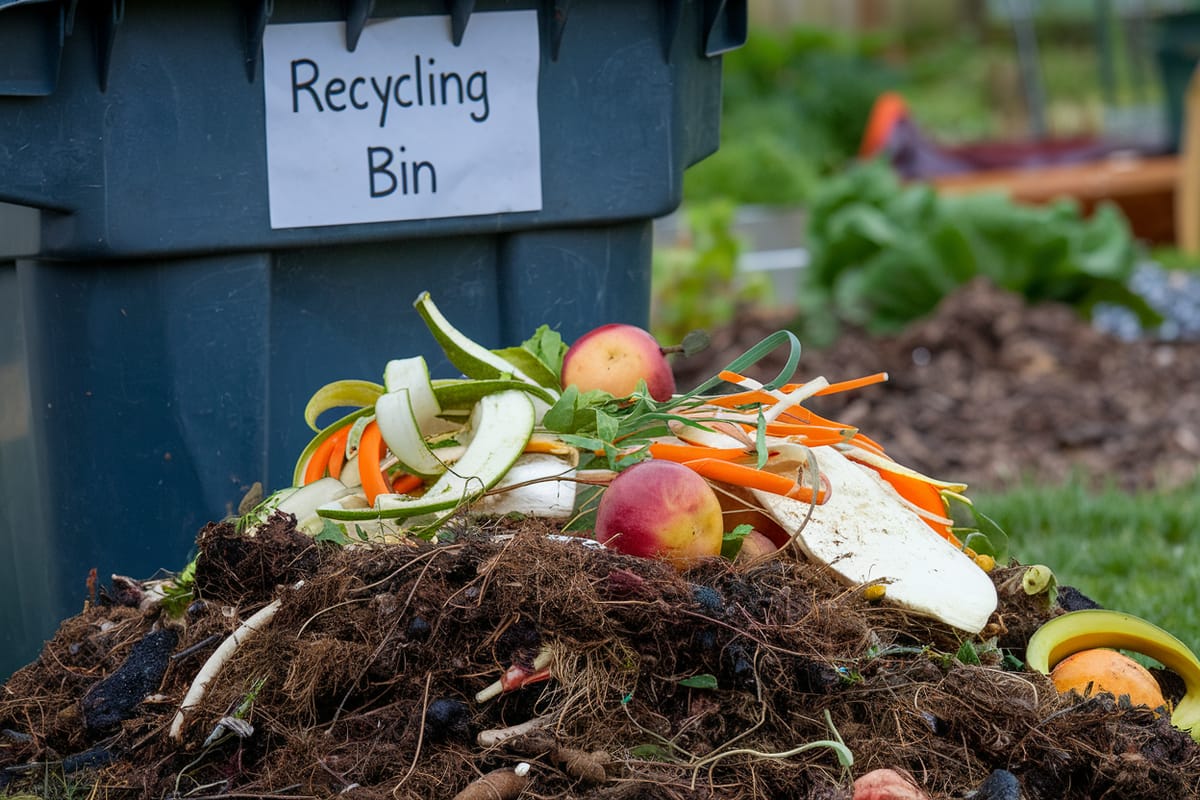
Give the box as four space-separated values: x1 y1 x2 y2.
168 583 301 743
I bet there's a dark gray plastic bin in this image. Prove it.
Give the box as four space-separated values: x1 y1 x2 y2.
0 0 745 679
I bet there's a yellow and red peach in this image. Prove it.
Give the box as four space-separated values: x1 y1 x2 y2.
595 460 723 568
561 323 675 402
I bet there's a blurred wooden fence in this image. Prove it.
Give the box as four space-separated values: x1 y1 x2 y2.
746 0 983 32
748 0 1197 32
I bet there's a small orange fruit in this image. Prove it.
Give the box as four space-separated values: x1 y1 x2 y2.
1049 648 1167 711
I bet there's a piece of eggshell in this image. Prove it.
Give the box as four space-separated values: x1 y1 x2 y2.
752 445 997 633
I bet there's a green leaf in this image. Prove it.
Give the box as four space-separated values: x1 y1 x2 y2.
944 493 1010 563
629 743 673 761
678 673 720 690
524 324 568 373
721 523 753 560
160 558 198 618
314 519 351 546
595 408 619 444
492 324 567 388
966 510 1010 562
956 640 981 666
680 329 711 357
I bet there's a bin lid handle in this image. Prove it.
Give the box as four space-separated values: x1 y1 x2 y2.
448 0 476 46
703 0 747 57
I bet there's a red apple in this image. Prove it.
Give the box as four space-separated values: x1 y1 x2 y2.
562 323 675 402
595 460 723 569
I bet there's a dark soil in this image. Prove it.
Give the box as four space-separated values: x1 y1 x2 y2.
3 280 1200 799
674 278 1200 493
3 511 1199 799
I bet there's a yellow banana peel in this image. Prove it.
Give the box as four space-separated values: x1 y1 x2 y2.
1026 609 1200 741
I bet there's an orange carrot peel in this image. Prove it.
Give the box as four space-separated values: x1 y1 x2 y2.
357 421 391 506
682 457 828 504
303 424 352 484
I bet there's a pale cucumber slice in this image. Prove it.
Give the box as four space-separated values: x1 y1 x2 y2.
319 390 535 521
276 477 351 533
433 377 557 409
374 389 451 479
413 292 558 399
383 355 458 436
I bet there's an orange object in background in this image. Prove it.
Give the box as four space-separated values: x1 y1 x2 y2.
860 91 911 159
859 91 1179 244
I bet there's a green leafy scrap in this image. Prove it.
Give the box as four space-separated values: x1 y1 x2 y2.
543 331 805 472
313 519 352 546
492 324 567 388
721 523 754 560
160 558 198 618
946 492 1010 564
678 673 720 690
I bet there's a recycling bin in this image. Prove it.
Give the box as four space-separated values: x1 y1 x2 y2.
0 0 745 679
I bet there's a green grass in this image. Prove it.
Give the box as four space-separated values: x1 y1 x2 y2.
973 475 1200 656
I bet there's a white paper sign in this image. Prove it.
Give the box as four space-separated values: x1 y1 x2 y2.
262 11 542 229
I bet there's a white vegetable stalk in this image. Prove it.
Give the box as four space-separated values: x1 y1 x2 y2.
169 583 301 743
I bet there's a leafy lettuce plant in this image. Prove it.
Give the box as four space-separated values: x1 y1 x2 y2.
802 160 1161 336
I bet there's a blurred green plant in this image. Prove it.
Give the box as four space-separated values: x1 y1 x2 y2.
683 27 897 206
800 159 1161 337
1149 245 1200 273
651 201 770 345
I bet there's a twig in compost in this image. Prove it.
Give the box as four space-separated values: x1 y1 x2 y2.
391 673 433 795
170 634 223 663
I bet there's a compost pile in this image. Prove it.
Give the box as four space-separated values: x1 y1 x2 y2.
4 280 1200 799
2 512 1197 800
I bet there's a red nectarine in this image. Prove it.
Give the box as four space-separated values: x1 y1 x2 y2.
595 460 723 568
561 324 675 402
